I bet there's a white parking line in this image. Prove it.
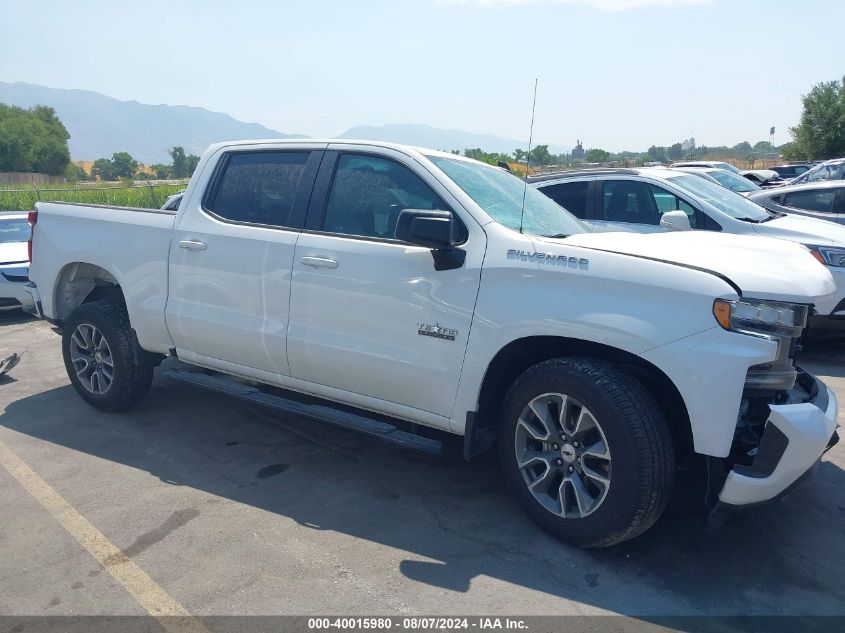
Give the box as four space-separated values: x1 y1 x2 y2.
0 438 210 633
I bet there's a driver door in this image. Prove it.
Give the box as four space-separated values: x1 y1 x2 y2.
286 148 483 419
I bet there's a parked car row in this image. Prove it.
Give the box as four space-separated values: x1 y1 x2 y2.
532 166 845 334
671 159 845 190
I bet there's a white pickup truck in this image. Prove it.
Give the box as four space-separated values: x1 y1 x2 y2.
26 140 840 547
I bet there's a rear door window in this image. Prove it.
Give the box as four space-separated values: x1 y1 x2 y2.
539 181 590 218
782 189 839 213
205 151 311 227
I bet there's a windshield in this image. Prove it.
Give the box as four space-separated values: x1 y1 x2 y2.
796 161 845 184
0 218 31 244
713 162 741 174
708 169 761 192
428 156 588 237
666 174 771 222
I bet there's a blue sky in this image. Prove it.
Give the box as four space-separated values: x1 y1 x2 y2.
1 0 843 152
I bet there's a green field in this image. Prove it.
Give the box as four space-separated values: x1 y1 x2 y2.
0 182 188 212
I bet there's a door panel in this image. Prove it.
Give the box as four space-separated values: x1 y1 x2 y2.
166 149 321 374
286 149 483 417
288 234 481 415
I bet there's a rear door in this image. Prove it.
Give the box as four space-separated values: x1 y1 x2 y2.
166 145 323 376
286 147 483 419
780 187 844 224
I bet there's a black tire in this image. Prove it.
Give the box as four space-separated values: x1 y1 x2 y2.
62 300 153 411
498 357 674 548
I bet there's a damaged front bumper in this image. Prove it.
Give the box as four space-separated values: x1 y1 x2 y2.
718 371 839 507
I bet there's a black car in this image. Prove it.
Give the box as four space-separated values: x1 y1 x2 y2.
769 164 811 180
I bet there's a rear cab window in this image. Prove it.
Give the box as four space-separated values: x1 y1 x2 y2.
205 151 312 228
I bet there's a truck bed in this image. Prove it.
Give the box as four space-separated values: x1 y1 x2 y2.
29 201 177 353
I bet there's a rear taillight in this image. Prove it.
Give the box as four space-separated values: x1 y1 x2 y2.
27 210 37 262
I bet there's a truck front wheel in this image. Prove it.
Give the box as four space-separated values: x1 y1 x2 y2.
62 300 153 411
498 357 674 548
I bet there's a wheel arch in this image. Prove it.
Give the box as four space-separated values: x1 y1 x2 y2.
465 335 693 460
53 262 125 323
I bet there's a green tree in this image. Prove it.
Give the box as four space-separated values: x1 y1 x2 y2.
645 145 667 163
513 148 526 162
789 77 845 160
780 142 805 162
169 146 189 178
666 143 684 160
110 152 138 179
151 163 172 179
64 162 88 182
90 158 115 181
186 154 201 176
585 148 610 163
0 104 71 175
529 144 551 166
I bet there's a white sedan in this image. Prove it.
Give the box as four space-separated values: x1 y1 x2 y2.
0 212 35 312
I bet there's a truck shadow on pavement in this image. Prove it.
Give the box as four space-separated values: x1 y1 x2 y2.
3 369 845 617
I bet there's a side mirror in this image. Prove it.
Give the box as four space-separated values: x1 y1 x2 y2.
395 209 458 249
660 210 692 231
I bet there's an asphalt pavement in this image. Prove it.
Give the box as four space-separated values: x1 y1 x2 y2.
1 311 843 625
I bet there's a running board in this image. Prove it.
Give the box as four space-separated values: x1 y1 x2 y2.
166 370 443 456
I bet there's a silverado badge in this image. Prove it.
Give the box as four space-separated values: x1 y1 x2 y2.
418 323 458 341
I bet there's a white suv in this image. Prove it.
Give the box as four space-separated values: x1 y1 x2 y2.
533 167 845 335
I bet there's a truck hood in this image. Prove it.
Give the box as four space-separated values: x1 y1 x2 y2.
556 231 836 304
751 214 845 247
0 241 27 266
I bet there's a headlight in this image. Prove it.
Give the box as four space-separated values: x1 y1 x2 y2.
712 298 809 335
713 298 809 392
808 245 845 268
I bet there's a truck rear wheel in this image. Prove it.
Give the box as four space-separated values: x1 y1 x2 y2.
62 300 153 411
498 357 674 548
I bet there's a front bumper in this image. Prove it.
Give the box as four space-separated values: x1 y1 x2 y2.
718 372 838 506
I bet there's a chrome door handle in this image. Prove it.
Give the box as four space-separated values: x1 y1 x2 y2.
300 256 338 269
179 240 207 251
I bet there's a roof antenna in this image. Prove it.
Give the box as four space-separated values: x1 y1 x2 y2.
519 78 538 235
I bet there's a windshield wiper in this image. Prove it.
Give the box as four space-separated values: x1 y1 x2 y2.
542 233 570 239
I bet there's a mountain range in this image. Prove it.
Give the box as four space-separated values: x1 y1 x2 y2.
0 81 567 164
0 81 299 164
339 124 568 156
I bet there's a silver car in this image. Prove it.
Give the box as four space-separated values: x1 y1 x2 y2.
670 160 742 174
0 213 35 312
789 158 845 186
748 180 844 225
672 167 762 195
